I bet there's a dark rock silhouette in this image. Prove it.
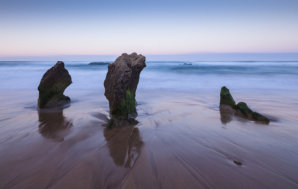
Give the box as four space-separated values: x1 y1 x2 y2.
104 53 146 118
220 86 236 108
38 61 72 108
219 86 270 124
235 102 270 123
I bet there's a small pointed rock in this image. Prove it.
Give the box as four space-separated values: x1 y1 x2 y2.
219 86 270 124
220 86 236 108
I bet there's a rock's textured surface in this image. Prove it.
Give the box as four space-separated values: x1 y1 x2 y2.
104 53 146 117
235 102 270 124
219 86 270 124
220 86 236 107
38 61 72 108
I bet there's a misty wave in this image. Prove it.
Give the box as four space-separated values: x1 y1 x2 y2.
145 62 298 76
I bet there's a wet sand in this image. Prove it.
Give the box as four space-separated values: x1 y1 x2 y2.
0 89 298 189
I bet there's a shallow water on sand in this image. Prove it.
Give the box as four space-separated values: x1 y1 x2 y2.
0 61 298 188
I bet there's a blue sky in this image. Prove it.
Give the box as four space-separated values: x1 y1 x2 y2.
0 0 297 60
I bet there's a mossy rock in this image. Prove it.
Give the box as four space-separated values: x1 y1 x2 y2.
112 90 137 118
235 102 253 116
219 86 270 124
252 112 270 123
220 86 236 107
104 53 146 120
38 83 66 108
38 61 72 108
236 102 270 124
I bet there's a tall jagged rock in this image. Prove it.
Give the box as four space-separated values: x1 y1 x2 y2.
38 61 72 108
219 86 270 124
104 53 146 118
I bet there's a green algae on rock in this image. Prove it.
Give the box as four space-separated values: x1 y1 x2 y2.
104 53 146 119
220 86 236 107
113 90 137 117
38 61 72 109
219 86 270 124
236 102 270 124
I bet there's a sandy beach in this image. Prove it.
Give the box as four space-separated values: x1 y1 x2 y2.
0 86 297 189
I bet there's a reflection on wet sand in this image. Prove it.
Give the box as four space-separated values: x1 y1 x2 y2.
104 116 143 168
219 106 234 124
38 110 72 141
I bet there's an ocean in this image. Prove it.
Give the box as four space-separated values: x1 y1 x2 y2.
1 61 298 92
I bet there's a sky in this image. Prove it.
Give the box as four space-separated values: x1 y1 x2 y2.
0 0 298 60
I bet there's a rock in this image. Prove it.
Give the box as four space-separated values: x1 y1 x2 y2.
220 86 236 108
104 53 146 118
236 102 270 124
219 86 270 124
107 116 139 129
233 160 242 166
38 61 72 108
